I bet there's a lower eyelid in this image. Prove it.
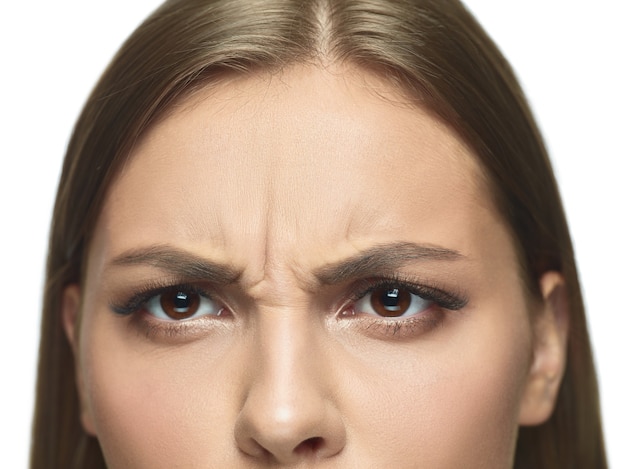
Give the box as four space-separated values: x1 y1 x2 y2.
111 279 457 340
127 306 234 341
335 308 445 339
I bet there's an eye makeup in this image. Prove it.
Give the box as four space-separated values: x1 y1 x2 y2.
110 281 218 317
105 271 468 342
336 274 468 339
110 282 222 321
347 275 467 314
108 278 234 341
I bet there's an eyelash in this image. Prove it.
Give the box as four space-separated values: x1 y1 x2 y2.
109 276 467 340
347 276 467 312
340 276 467 337
110 281 225 340
110 281 214 317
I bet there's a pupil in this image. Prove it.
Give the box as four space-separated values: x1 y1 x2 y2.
370 287 410 317
382 289 400 308
173 292 190 310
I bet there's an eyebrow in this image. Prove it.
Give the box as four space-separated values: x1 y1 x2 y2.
108 244 241 284
106 242 463 287
314 242 464 285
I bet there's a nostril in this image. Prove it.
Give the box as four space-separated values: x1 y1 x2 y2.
293 436 325 455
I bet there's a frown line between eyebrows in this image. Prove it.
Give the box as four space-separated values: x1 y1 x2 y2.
107 244 242 285
314 242 465 285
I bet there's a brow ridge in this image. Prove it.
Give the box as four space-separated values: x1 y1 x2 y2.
314 242 463 285
108 244 241 284
108 242 461 287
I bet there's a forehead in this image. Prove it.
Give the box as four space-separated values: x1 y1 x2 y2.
94 64 502 282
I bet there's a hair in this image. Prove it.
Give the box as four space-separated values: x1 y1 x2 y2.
31 0 606 467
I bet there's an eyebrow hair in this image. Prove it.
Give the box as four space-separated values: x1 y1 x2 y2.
107 242 462 287
108 244 241 284
314 242 464 285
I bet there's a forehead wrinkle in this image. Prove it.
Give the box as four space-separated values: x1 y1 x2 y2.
109 63 493 299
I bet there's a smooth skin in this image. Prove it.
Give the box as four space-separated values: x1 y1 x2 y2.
63 64 568 468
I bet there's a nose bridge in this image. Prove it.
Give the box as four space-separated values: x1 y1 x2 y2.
235 305 346 462
259 307 312 382
251 308 315 413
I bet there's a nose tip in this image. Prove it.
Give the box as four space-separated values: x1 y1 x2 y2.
235 397 346 463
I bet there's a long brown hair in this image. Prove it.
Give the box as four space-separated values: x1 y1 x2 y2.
31 1 606 467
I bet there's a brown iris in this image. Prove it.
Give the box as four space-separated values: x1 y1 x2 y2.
159 290 200 320
370 287 412 317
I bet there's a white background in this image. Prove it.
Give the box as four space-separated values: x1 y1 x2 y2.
1 1 624 467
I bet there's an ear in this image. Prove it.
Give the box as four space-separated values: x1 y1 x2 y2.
62 284 97 436
518 271 569 425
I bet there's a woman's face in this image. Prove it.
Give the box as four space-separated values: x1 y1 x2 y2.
65 65 564 468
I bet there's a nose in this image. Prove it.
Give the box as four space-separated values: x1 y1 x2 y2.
234 309 346 464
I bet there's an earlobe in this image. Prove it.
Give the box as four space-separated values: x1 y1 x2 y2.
518 271 569 426
61 284 97 436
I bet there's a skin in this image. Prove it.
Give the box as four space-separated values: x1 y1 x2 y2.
63 64 568 468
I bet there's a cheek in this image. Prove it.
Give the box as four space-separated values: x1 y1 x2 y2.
344 307 533 467
430 327 530 464
78 315 239 468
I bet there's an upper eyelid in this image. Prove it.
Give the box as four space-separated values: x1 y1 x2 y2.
109 273 467 317
110 282 215 315
349 276 438 298
347 277 468 310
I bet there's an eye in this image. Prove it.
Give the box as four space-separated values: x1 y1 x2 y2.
145 288 223 321
353 286 432 318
